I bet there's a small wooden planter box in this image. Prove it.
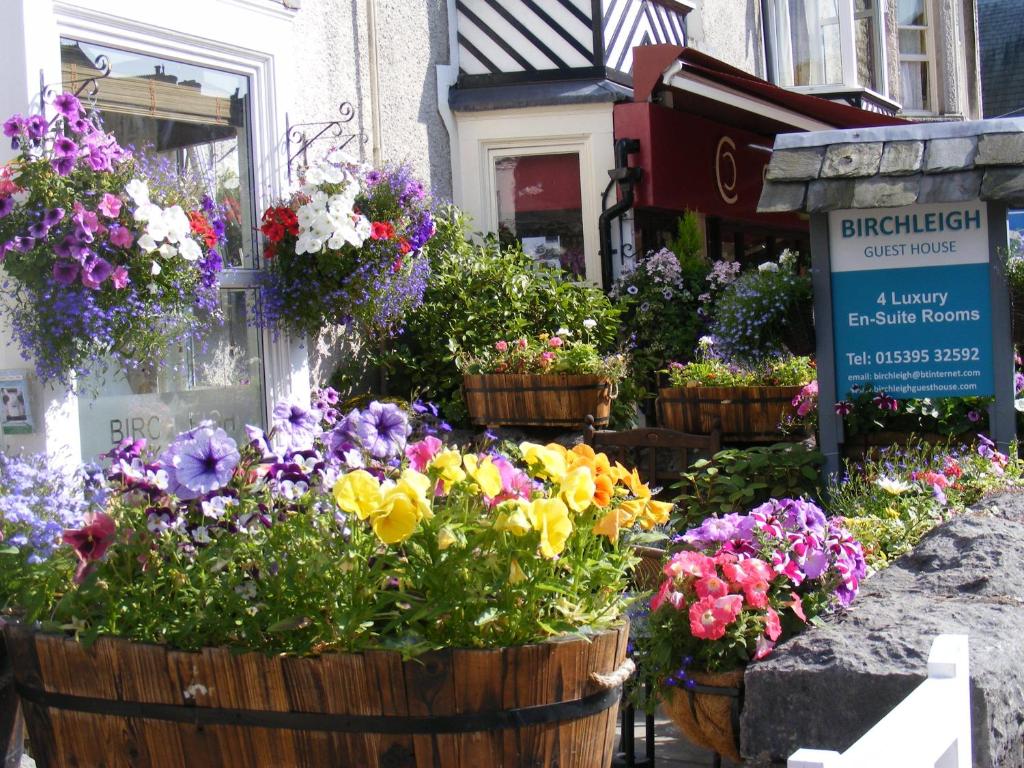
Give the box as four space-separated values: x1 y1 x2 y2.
463 373 612 429
4 623 628 768
657 385 803 442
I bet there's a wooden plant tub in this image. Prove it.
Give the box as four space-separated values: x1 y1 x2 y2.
0 632 23 768
4 623 629 768
662 668 744 762
657 385 803 442
463 374 612 429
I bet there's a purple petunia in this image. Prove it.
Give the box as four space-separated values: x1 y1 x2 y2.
52 92 82 119
81 256 114 289
161 423 240 500
52 260 80 286
51 155 76 176
2 115 24 138
271 401 322 452
53 135 78 158
0 197 14 219
357 401 411 459
42 208 65 227
25 115 47 142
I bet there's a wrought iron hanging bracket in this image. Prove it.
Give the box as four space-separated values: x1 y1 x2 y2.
285 102 367 182
39 51 113 112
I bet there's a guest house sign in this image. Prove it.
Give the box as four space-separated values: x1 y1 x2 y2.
829 201 993 399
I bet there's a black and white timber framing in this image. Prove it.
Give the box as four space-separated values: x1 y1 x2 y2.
456 0 690 85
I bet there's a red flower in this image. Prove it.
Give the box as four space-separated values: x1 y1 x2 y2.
398 238 411 254
260 206 299 242
188 211 218 248
62 512 116 584
370 221 395 240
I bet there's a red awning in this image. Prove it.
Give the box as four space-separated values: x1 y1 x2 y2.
632 45 906 135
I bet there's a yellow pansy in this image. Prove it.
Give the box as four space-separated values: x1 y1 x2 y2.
509 559 527 585
494 499 533 537
560 466 596 513
519 442 567 480
437 526 459 550
641 499 674 529
617 498 646 528
332 470 382 520
393 471 433 521
431 449 466 492
593 508 629 543
372 488 422 544
463 454 503 498
530 497 573 559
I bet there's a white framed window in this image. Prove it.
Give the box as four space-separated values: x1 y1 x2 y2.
43 2 307 462
764 0 886 94
897 0 937 113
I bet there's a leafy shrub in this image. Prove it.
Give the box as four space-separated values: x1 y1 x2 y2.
665 351 815 388
334 206 624 425
672 443 824 529
460 332 628 382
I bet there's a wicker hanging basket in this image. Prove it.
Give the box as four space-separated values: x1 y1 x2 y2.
661 668 744 762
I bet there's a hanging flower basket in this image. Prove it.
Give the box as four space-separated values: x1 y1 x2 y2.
4 623 629 768
463 373 613 428
661 669 744 762
657 385 803 442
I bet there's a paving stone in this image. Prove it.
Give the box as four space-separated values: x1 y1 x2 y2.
741 496 1024 767
820 142 883 178
851 176 919 208
805 179 856 212
917 170 983 203
923 136 978 173
879 140 924 175
980 167 1024 205
756 180 806 213
976 132 1024 166
765 147 826 181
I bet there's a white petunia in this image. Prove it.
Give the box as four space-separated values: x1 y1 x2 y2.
151 260 162 276
158 243 177 260
137 233 158 253
876 477 912 495
125 179 150 205
133 201 161 224
164 205 191 243
178 238 201 262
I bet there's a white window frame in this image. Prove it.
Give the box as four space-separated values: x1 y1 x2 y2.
765 0 889 97
896 0 938 114
14 0 308 462
483 139 595 279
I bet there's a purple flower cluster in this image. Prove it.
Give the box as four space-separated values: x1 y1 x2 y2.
680 498 867 607
324 401 411 467
0 452 92 562
161 423 240 500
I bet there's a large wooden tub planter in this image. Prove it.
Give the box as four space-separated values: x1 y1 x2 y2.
634 498 868 763
4 623 631 768
0 399 677 768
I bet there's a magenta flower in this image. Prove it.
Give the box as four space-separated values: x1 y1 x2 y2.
110 265 130 289
62 512 116 584
0 197 13 219
51 155 75 176
108 224 134 249
406 436 442 471
53 135 78 158
81 256 114 289
98 193 122 218
53 92 82 119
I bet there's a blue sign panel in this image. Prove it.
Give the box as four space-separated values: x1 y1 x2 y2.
828 202 993 399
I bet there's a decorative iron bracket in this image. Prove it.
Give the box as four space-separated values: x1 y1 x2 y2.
285 102 367 182
39 51 113 113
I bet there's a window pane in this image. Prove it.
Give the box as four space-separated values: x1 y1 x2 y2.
899 29 927 54
494 153 585 278
900 60 930 111
60 40 255 269
78 290 265 460
855 0 873 12
771 0 844 86
898 0 926 26
856 16 878 91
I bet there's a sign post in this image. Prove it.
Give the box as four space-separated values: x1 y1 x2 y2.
815 200 1014 478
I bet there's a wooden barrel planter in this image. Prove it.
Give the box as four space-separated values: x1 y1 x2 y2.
4 623 629 768
463 374 612 429
657 385 803 442
661 668 744 763
0 632 23 768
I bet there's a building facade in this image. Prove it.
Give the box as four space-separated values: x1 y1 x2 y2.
0 0 450 462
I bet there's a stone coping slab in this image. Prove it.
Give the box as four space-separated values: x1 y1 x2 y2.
740 493 1024 767
773 118 1024 150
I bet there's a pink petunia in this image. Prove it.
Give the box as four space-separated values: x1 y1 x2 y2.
787 593 807 622
98 193 122 218
764 607 782 641
694 575 730 599
741 579 770 608
405 436 442 472
110 265 130 289
689 596 732 640
108 225 134 249
754 634 776 660
664 551 716 581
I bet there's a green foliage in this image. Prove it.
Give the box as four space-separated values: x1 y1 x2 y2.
672 443 824 528
665 353 815 388
837 383 991 439
459 333 629 382
342 206 625 425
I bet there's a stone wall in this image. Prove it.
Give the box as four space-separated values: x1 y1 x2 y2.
684 0 766 79
741 492 1024 767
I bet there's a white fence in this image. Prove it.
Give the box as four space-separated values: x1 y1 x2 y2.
788 634 971 768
